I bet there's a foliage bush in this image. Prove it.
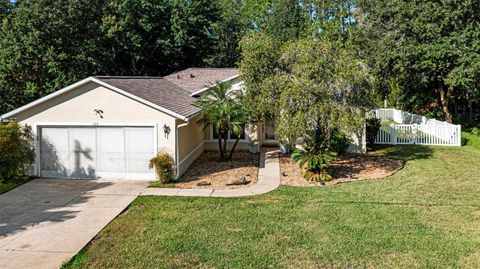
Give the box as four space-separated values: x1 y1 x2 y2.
0 122 34 183
461 132 480 149
148 151 175 184
240 34 374 154
292 148 336 183
330 130 351 155
366 118 381 149
470 127 480 136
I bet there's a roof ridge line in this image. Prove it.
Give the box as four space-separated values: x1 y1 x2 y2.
94 76 164 79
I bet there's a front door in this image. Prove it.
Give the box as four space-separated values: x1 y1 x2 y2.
262 115 278 146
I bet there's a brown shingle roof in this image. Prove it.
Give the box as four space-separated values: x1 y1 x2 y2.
163 68 239 95
94 76 201 119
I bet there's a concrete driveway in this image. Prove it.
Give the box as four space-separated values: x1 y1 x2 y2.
0 179 148 269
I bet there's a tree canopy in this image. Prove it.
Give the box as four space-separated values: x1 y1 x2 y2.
355 0 480 123
0 0 478 127
240 33 373 151
0 0 220 114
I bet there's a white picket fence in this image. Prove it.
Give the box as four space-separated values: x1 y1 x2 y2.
373 109 461 146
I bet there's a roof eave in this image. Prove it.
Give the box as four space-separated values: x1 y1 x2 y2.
184 110 202 121
1 77 190 122
190 74 240 97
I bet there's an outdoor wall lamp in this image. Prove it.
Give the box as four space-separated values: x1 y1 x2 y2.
163 124 171 138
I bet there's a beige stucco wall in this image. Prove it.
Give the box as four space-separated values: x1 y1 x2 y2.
14 81 178 176
176 115 205 177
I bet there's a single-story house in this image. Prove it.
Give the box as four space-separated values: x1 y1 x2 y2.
1 68 365 180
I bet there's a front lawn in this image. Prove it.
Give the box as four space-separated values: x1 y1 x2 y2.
0 179 30 195
64 145 480 268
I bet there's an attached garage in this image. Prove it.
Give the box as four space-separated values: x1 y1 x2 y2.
1 75 206 180
40 126 156 180
1 70 242 180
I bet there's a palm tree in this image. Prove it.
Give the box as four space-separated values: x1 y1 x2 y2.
195 81 249 161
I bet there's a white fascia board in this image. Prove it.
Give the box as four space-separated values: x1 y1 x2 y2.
1 77 189 121
184 110 202 120
190 74 241 96
1 77 93 119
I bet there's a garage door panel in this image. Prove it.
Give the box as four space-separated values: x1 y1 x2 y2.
41 128 69 152
97 153 125 172
125 128 154 153
69 128 96 154
125 153 152 173
69 128 96 178
40 126 155 179
40 128 70 177
125 128 154 174
97 128 125 174
97 128 125 152
41 152 69 176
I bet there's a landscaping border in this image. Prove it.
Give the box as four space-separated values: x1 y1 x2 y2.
140 149 280 197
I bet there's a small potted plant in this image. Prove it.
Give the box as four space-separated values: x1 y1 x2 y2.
248 138 259 154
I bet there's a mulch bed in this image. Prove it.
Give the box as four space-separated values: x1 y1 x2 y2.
176 151 260 190
280 153 404 186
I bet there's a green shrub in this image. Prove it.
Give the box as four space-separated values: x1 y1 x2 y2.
366 118 381 149
462 132 480 149
292 148 336 183
471 127 480 136
330 130 351 155
424 107 445 121
148 151 175 184
0 122 35 183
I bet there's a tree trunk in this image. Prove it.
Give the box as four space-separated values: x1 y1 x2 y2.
469 98 474 123
218 125 229 161
228 138 240 161
439 84 453 123
222 135 228 160
466 91 474 123
217 136 224 160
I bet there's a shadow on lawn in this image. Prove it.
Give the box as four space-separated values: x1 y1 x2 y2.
372 145 434 162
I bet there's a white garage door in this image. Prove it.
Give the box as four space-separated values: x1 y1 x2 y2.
40 126 155 180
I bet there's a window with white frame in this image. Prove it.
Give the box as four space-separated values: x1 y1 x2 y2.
211 125 246 140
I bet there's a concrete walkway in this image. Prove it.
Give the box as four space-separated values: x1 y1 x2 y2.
0 179 148 269
141 148 281 197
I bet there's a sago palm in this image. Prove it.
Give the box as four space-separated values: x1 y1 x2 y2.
291 148 336 183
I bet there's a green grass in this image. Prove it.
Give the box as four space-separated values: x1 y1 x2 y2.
381 119 399 124
148 181 177 188
0 178 30 194
64 145 480 268
462 131 480 149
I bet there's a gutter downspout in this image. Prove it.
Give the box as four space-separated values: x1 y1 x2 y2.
175 120 189 180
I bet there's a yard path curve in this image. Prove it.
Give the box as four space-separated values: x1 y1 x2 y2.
140 148 281 197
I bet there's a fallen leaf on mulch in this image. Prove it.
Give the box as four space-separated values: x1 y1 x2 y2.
280 153 404 187
177 151 260 190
